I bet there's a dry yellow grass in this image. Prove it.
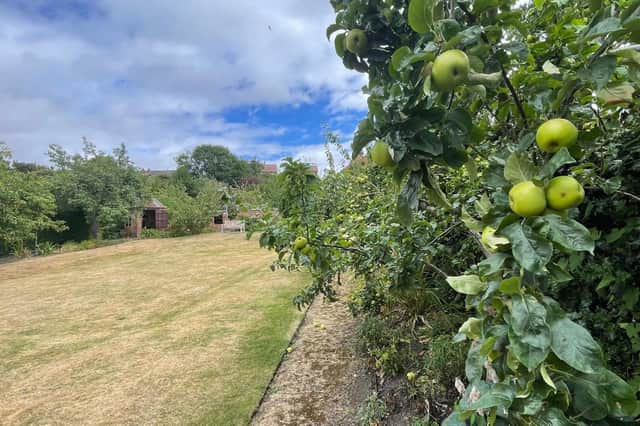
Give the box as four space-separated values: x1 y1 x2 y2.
0 233 306 425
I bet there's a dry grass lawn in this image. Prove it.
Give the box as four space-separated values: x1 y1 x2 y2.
0 233 306 425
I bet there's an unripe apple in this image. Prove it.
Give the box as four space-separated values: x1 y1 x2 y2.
509 181 547 217
345 29 368 55
536 118 578 153
286 347 293 353
545 176 585 210
293 236 308 250
371 140 394 167
301 245 313 255
407 371 416 382
431 49 470 91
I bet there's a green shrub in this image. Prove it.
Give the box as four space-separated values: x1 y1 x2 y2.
140 228 170 239
357 392 387 426
35 241 58 256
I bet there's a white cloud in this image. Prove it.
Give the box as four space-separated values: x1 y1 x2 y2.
0 1 367 169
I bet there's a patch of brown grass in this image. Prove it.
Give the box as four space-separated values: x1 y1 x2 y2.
0 233 305 425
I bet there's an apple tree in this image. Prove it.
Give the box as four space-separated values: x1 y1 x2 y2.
325 0 639 423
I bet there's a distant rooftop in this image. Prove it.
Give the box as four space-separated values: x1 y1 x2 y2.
143 169 175 176
262 163 278 174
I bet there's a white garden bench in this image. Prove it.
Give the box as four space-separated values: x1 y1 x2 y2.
221 220 245 233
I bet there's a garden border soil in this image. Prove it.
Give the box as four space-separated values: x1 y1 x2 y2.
251 284 373 425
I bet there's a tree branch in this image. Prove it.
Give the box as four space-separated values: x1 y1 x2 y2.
617 190 640 203
425 261 448 279
427 222 462 246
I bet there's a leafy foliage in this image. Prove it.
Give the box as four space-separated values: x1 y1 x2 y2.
48 141 145 239
325 0 640 423
177 145 262 186
0 149 65 253
153 180 225 237
259 0 640 423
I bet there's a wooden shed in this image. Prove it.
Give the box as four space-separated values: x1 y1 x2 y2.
142 199 169 231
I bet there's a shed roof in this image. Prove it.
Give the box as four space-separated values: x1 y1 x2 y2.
146 198 167 209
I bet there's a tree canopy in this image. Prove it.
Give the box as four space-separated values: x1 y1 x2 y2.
48 141 146 239
177 145 263 186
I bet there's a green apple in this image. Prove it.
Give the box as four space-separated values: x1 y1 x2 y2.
546 176 585 210
286 347 293 353
431 49 470 91
536 118 578 153
371 140 394 167
509 181 547 217
301 245 313 255
293 236 308 250
407 371 416 382
345 29 368 55
481 226 510 252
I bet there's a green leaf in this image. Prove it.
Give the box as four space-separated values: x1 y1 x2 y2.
446 274 487 295
584 17 623 39
536 408 578 425
391 46 412 71
549 317 604 374
611 48 640 65
461 383 516 411
508 327 550 370
510 294 551 347
499 276 521 295
597 83 636 105
542 60 561 75
446 108 473 135
588 56 617 90
541 215 595 254
535 148 575 180
465 341 484 381
397 170 422 226
351 118 375 159
504 153 537 184
411 131 442 156
548 263 573 284
326 23 343 41
408 0 433 34
478 253 509 277
540 364 557 391
501 223 553 273
334 33 346 58
461 207 483 232
423 169 453 209
459 317 482 340
465 158 478 180
516 132 536 153
475 193 492 216
442 412 467 426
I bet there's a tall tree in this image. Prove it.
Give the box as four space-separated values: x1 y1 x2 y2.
0 147 64 252
48 140 146 239
177 145 256 186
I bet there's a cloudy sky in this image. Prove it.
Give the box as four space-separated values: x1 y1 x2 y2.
0 1 367 172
